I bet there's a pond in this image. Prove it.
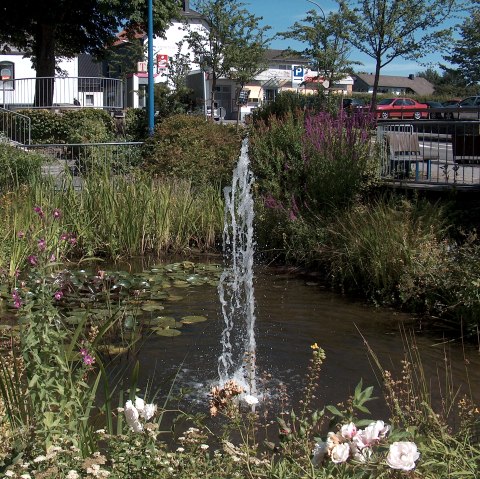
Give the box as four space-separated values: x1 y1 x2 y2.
115 262 480 421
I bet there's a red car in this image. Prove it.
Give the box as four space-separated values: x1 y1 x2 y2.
376 97 429 120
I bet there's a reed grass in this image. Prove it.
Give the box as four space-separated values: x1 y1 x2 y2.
325 196 448 300
0 173 224 266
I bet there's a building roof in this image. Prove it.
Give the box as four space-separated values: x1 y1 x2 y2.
265 49 309 64
354 73 434 96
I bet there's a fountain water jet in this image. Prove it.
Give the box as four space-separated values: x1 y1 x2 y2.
217 137 257 397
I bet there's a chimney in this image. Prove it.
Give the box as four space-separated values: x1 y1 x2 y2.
408 74 414 80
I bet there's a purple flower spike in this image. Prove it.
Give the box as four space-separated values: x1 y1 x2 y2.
17 231 25 239
52 208 62 219
28 255 38 266
54 290 63 301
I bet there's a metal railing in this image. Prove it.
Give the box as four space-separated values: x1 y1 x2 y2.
0 107 31 145
24 142 144 186
377 118 480 187
1 77 123 110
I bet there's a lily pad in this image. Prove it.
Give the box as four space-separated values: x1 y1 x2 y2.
153 328 182 337
141 303 165 312
181 315 208 324
166 294 183 302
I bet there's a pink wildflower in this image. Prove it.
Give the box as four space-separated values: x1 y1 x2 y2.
52 208 62 219
34 206 44 218
38 238 46 251
17 231 25 239
28 255 38 266
54 290 63 301
12 290 22 309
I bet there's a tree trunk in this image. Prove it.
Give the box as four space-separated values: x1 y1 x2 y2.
209 72 217 121
34 24 56 107
371 57 382 113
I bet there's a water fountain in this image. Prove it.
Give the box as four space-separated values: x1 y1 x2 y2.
217 138 257 397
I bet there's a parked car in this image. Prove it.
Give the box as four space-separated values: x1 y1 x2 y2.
376 97 429 119
444 96 480 120
342 98 367 112
442 99 461 119
425 100 444 119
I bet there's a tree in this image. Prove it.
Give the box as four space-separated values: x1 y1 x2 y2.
0 0 179 106
339 0 457 108
226 19 270 124
278 8 360 92
443 9 480 86
184 0 269 119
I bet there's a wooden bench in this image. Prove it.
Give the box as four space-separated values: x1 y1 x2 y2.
384 132 438 180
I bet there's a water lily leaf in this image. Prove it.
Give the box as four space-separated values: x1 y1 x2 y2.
172 280 190 288
166 295 183 302
98 344 130 355
141 303 165 312
143 316 175 327
149 292 168 300
154 328 181 337
181 315 208 324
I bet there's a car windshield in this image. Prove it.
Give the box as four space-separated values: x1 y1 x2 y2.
377 99 394 105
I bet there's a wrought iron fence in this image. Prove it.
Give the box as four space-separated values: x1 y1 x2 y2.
0 107 31 145
377 119 480 187
1 77 123 110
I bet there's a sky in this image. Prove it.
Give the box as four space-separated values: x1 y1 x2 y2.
245 0 461 77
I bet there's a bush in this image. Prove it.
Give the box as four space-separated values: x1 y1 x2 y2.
61 109 116 143
251 90 339 125
142 114 243 186
124 108 149 141
17 109 68 144
17 109 116 144
250 110 379 218
0 143 46 190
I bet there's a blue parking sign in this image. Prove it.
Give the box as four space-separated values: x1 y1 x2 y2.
292 65 304 86
293 66 304 78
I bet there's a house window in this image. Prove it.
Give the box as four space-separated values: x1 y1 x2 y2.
0 61 14 90
85 94 94 106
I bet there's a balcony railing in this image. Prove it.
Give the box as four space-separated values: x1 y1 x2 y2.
0 77 123 110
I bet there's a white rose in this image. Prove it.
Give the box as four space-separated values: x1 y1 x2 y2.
340 422 357 440
134 397 145 413
386 441 420 471
312 441 327 466
141 403 157 421
330 443 350 463
243 394 259 406
124 400 143 432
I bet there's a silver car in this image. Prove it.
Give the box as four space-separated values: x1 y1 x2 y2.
447 96 480 120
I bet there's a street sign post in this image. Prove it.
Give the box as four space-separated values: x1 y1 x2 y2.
292 66 305 87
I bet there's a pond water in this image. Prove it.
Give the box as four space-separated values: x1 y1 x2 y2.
119 264 480 421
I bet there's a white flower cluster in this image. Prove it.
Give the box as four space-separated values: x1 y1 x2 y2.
124 397 157 433
312 420 419 471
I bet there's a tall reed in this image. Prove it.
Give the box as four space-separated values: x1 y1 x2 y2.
0 173 224 266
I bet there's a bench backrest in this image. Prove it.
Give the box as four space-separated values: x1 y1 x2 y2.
385 131 421 155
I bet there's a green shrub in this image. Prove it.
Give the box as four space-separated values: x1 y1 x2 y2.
17 109 116 144
0 143 46 190
124 108 149 141
17 109 68 144
61 109 116 143
142 114 243 186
